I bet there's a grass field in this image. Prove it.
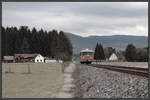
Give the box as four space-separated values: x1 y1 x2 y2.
2 63 64 98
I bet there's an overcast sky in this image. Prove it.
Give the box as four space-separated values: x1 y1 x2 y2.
2 2 148 37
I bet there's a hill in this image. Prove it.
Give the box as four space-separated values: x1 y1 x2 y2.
65 33 148 54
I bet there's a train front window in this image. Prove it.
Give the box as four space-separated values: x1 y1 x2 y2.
82 52 93 56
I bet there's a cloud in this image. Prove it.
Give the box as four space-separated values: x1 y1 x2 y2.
2 2 148 37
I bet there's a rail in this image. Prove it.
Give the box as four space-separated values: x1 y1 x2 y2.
89 64 148 78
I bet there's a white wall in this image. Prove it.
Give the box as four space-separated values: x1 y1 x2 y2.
35 55 44 63
45 60 57 63
109 53 118 61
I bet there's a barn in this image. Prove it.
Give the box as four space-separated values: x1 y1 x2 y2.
14 54 40 62
109 53 118 61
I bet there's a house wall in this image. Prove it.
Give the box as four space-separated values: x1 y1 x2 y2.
35 55 44 63
109 54 118 61
45 60 57 63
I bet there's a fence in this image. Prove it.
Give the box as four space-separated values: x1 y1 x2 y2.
2 62 62 74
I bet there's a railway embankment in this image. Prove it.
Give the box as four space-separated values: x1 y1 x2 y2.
73 63 148 98
92 62 148 68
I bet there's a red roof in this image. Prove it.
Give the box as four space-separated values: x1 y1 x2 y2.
14 54 40 58
3 56 14 61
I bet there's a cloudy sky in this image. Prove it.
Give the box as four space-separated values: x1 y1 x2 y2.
2 2 148 37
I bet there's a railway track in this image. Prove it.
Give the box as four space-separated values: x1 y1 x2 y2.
89 64 148 78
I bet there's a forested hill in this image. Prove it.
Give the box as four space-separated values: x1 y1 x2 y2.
65 32 148 54
1 26 73 61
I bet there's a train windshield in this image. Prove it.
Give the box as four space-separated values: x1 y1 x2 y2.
81 52 93 56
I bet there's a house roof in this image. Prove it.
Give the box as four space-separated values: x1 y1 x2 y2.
14 54 40 58
3 56 14 61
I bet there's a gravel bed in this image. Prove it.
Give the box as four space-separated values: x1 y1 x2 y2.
73 64 148 98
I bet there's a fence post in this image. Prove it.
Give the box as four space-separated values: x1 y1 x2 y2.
8 64 11 73
61 61 64 73
27 64 31 74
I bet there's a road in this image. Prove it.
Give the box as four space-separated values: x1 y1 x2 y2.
72 62 148 98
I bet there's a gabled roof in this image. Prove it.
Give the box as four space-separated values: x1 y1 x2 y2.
14 54 40 58
109 53 118 60
3 56 14 61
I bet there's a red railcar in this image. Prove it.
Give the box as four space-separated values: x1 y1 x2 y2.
80 48 94 64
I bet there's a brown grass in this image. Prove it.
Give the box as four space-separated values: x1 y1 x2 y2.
2 63 64 98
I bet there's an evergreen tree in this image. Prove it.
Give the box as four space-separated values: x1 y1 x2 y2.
21 37 30 53
136 48 148 62
1 27 6 59
94 43 105 60
30 27 38 53
57 31 72 61
94 43 98 60
125 44 136 62
51 30 59 58
1 26 73 61
98 43 105 60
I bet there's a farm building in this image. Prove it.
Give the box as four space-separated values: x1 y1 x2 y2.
3 56 14 63
7 54 56 63
109 53 118 61
44 57 61 63
14 54 40 62
45 59 57 63
35 54 44 63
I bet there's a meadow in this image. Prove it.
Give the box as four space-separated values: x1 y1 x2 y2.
2 62 64 98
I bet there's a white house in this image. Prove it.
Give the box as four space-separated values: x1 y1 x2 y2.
35 54 44 63
109 53 118 61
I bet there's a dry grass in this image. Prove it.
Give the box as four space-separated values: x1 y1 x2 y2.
2 63 64 98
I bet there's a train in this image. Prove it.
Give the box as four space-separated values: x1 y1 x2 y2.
80 48 94 64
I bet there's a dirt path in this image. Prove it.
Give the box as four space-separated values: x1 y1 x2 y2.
57 63 76 98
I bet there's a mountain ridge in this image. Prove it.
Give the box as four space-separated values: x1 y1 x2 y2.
65 32 148 54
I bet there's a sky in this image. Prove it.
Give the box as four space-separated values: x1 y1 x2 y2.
2 2 148 37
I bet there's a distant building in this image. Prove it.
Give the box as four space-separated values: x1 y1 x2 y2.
14 53 40 62
44 57 58 63
45 59 57 63
109 53 118 61
35 54 44 63
3 56 14 63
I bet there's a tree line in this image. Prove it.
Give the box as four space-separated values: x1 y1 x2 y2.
94 43 148 62
1 26 73 61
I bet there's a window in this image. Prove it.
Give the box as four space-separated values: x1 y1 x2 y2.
82 52 93 56
37 59 39 62
41 60 42 62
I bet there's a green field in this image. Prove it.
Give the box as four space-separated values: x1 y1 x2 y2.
2 63 64 98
